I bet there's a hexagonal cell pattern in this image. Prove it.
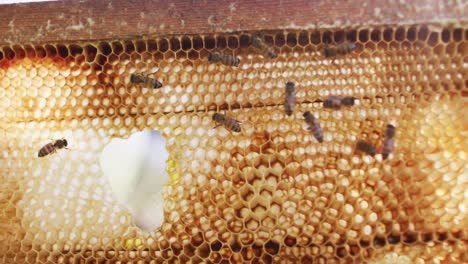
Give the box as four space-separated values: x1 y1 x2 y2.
0 23 467 263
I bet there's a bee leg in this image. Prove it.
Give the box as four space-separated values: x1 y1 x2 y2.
212 124 222 129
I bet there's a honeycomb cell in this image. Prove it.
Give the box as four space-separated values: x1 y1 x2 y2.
98 42 112 56
158 39 169 52
56 44 69 59
68 44 83 57
286 32 297 47
13 45 26 60
428 32 440 46
370 29 381 42
84 44 97 62
134 40 146 53
227 36 239 49
418 26 430 41
111 41 124 55
124 40 136 54
204 36 216 49
239 34 251 48
359 29 370 43
170 37 182 52
3 46 15 59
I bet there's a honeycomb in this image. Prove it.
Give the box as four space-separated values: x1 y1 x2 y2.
0 23 467 263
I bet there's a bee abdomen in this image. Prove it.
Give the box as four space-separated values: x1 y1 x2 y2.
226 118 241 132
382 124 396 159
382 138 395 159
221 54 240 67
385 124 396 138
38 149 46 157
303 111 323 143
323 97 342 109
284 103 294 116
324 42 356 57
284 84 296 116
311 124 324 143
209 53 240 67
232 124 241 132
337 45 349 55
323 96 355 109
38 143 55 157
151 79 163 89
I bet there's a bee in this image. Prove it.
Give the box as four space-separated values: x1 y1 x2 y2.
284 82 296 116
38 139 68 158
208 52 241 67
303 111 323 143
252 33 277 59
130 73 162 89
324 41 357 61
212 113 242 133
382 124 396 159
356 140 376 157
323 96 355 109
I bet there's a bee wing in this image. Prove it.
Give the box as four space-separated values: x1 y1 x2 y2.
257 32 266 40
145 72 156 78
251 32 265 46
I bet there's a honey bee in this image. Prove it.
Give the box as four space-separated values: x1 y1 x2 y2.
252 33 277 59
212 113 242 133
356 140 376 157
323 96 355 109
303 111 323 143
208 52 241 67
130 73 162 89
38 139 68 158
324 41 357 60
382 124 396 159
284 82 296 116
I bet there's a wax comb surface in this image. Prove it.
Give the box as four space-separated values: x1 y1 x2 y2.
0 24 467 263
